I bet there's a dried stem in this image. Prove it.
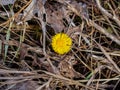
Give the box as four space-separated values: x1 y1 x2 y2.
95 0 120 27
89 20 120 45
95 41 120 73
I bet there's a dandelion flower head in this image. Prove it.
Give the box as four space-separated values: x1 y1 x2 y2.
52 33 72 54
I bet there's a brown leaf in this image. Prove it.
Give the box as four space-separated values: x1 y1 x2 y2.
9 81 39 90
46 2 66 33
58 56 84 79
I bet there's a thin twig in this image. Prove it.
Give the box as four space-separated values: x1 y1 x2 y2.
0 69 34 74
95 41 120 73
0 0 32 27
95 0 120 27
89 20 120 45
36 78 52 90
38 1 47 55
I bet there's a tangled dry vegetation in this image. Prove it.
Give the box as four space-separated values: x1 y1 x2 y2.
0 0 120 90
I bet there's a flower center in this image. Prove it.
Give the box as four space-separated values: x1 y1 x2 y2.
56 38 65 47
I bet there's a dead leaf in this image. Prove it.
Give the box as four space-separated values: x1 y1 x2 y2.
58 56 84 79
23 0 36 21
0 0 15 5
8 81 39 90
46 2 66 33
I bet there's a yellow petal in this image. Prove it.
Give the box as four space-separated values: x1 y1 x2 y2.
51 33 72 54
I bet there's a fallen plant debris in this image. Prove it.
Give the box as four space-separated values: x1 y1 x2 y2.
0 0 120 90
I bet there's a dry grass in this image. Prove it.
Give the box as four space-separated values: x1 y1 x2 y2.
0 0 120 90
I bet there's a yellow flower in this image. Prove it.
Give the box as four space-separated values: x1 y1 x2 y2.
51 33 72 54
